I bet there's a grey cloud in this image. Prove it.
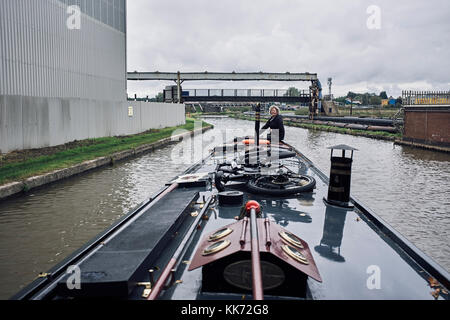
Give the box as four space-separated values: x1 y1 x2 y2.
127 0 450 97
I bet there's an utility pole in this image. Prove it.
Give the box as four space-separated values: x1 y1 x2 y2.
327 78 332 101
350 97 353 116
177 71 181 103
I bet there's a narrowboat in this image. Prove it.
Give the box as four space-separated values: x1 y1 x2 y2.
12 108 449 301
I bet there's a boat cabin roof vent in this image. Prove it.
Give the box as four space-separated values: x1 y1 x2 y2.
327 144 358 159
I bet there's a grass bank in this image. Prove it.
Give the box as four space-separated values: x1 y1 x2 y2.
0 118 211 186
294 106 401 118
336 107 401 118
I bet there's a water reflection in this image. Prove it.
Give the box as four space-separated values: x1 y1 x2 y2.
256 198 313 227
0 117 448 299
399 144 450 162
314 206 349 263
297 194 316 207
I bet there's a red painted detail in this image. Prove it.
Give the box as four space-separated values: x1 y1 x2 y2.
188 219 322 283
245 201 261 214
148 258 177 300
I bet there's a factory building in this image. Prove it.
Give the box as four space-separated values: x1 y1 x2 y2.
0 0 184 153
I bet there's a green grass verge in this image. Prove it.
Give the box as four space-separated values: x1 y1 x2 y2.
335 107 400 118
294 107 401 118
0 118 211 186
289 122 401 139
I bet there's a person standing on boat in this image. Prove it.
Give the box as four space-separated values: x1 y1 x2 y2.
261 105 285 143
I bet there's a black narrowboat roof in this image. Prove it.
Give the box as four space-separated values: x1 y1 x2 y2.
11 142 449 300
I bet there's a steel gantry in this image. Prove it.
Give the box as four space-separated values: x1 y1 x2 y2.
127 71 321 118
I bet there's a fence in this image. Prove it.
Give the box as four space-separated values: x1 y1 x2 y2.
183 89 310 98
402 91 450 106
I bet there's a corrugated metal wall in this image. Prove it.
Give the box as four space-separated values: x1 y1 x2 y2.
0 96 186 153
0 0 126 101
0 0 188 154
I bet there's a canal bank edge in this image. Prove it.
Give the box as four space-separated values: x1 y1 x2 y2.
196 114 450 156
227 114 400 141
0 125 213 201
223 114 449 153
393 139 450 153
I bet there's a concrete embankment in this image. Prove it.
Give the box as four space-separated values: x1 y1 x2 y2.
0 126 212 201
394 139 450 153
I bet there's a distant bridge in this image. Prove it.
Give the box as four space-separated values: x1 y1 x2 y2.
180 88 310 103
127 71 323 118
127 71 319 103
127 71 318 82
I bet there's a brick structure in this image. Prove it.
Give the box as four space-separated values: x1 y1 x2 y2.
403 106 450 148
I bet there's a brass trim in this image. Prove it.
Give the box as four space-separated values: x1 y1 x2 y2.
137 282 152 298
329 186 345 193
209 228 233 242
299 179 311 186
330 169 351 175
282 245 309 265
279 231 304 249
202 240 231 256
191 211 199 217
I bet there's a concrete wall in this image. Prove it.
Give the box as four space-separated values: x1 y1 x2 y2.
0 95 185 153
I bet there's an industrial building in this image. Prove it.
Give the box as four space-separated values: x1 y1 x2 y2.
0 0 184 154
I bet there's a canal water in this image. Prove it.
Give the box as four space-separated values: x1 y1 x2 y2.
0 117 449 299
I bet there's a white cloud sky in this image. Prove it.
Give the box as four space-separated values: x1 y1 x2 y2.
126 0 450 98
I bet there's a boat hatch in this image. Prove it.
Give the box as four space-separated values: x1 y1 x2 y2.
171 172 210 187
189 203 322 299
55 187 202 298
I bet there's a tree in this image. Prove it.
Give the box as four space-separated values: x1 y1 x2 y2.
335 96 347 104
347 91 358 103
155 92 164 102
346 92 357 115
284 87 300 97
379 91 388 99
370 96 382 105
361 93 371 105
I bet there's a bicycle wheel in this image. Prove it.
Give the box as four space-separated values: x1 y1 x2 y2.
247 174 316 196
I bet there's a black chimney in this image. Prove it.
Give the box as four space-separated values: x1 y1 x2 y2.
324 145 358 209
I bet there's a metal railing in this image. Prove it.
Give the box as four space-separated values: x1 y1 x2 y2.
182 89 310 98
402 90 450 106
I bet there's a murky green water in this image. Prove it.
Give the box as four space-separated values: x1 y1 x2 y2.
0 117 448 299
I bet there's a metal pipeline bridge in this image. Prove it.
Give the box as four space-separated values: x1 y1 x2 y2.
180 88 311 103
127 71 323 117
127 71 318 82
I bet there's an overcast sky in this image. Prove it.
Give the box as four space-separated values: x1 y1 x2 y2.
126 0 450 98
